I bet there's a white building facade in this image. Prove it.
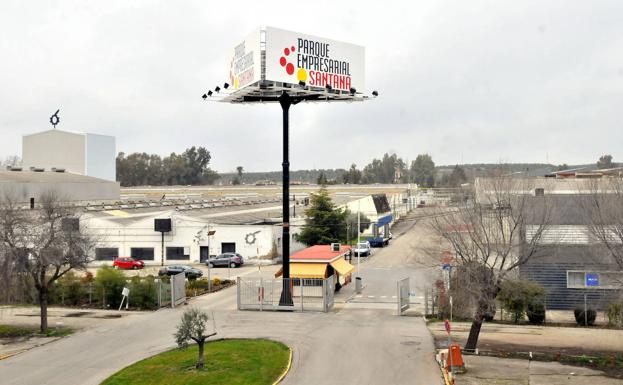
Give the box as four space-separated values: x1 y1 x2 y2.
85 210 305 265
22 129 116 181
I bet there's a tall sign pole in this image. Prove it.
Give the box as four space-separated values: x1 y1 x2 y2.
279 91 294 306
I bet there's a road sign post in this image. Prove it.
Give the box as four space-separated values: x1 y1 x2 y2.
444 319 453 379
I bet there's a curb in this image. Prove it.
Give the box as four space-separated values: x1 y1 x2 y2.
272 346 293 385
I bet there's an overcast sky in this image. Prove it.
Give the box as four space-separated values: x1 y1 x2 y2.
1 1 622 172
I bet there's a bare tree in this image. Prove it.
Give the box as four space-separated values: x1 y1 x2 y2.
175 307 217 369
0 191 95 333
429 177 552 350
582 178 623 272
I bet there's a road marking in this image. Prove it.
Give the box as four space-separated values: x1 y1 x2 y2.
367 295 375 298
355 295 362 298
392 296 397 299
380 296 387 298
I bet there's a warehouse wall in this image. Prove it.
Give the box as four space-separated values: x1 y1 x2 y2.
22 130 86 174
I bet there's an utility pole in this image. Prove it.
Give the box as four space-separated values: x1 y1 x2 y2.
357 200 361 277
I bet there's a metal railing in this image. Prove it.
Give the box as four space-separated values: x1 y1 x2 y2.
237 276 335 312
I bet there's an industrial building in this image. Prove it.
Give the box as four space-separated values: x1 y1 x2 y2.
84 202 308 265
22 128 116 181
0 168 120 203
476 177 623 310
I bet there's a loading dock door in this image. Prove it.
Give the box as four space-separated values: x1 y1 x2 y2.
221 242 236 254
200 246 210 263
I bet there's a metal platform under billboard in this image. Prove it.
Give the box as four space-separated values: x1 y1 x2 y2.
218 27 368 103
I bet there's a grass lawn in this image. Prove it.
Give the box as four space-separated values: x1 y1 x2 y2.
101 339 290 385
0 324 72 338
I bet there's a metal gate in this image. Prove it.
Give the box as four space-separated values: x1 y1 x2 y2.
237 276 334 312
397 277 410 315
171 272 186 308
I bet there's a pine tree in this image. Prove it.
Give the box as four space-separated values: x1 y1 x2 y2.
297 187 348 246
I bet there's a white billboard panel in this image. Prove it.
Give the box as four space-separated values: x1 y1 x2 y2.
264 27 365 92
228 28 262 91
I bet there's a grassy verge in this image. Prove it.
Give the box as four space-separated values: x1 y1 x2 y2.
101 339 290 385
0 324 73 338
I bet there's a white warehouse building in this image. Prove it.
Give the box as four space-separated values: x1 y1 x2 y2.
84 209 306 265
22 129 116 181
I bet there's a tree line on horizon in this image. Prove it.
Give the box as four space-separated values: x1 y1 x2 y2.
116 146 219 187
113 149 617 187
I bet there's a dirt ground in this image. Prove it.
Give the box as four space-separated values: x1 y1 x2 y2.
429 321 623 379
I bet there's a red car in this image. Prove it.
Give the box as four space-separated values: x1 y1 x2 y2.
112 257 145 270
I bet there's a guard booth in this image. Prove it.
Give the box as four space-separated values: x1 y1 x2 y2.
275 244 354 293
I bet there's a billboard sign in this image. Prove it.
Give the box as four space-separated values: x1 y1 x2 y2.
228 28 262 91
264 27 365 92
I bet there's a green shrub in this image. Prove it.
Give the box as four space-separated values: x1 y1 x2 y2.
607 303 623 328
51 272 86 306
527 301 546 324
94 266 127 309
497 280 546 323
574 307 597 326
127 276 159 310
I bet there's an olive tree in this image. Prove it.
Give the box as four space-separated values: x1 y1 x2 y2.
429 177 552 350
0 191 95 333
175 307 217 369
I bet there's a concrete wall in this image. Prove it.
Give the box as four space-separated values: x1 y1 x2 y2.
85 133 116 181
23 130 86 174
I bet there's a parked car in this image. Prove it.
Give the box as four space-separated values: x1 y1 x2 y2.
112 257 145 270
158 265 203 279
207 253 244 268
353 241 371 257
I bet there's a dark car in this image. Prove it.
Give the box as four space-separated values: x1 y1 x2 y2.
206 253 244 268
158 265 203 279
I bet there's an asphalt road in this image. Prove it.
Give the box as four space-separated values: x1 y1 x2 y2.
0 213 442 385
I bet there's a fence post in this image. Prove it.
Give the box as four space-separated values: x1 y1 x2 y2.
236 277 241 310
424 289 429 317
88 283 92 305
322 278 329 313
301 280 304 312
158 280 161 308
259 277 263 312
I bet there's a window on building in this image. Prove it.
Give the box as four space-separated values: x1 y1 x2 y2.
221 242 236 253
95 248 118 261
131 247 154 261
166 247 189 260
567 271 623 289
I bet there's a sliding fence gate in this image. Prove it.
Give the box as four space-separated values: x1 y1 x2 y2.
171 272 186 308
237 277 334 312
397 277 410 315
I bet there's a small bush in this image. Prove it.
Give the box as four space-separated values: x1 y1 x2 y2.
128 276 159 310
94 266 127 308
527 302 546 324
497 280 546 324
213 277 221 286
607 303 623 328
51 272 86 306
574 307 597 326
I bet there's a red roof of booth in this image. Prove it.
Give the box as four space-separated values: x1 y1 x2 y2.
290 245 351 262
